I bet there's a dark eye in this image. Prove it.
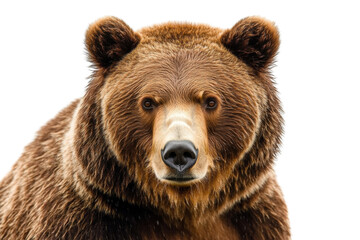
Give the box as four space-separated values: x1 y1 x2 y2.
142 98 155 110
205 97 217 110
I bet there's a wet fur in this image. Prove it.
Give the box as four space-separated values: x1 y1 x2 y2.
0 17 290 239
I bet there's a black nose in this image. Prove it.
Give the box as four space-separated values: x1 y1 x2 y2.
161 140 198 173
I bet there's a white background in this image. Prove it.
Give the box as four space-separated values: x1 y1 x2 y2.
0 1 359 239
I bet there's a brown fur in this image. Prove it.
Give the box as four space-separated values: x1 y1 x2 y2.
0 16 290 239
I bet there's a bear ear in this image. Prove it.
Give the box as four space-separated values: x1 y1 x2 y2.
85 16 141 68
220 17 280 72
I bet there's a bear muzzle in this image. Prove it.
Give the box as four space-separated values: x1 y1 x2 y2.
150 103 209 184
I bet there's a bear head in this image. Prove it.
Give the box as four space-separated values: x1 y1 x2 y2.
74 16 282 221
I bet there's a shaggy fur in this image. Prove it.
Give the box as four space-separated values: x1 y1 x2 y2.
0 16 290 239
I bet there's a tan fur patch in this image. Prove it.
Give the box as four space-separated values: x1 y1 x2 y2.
150 102 210 183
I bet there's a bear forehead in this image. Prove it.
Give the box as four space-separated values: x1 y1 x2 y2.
113 46 250 101
120 22 250 85
107 22 256 101
122 23 249 85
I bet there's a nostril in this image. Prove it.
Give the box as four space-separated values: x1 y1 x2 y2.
161 140 198 173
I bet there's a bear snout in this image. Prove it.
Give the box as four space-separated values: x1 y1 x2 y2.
149 103 210 184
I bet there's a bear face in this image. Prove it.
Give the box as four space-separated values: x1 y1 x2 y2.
103 44 265 183
81 17 282 219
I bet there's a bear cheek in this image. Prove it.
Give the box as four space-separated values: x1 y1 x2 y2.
207 92 263 167
149 104 212 182
101 89 153 168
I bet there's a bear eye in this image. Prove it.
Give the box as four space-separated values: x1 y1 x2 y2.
205 97 217 110
142 98 155 110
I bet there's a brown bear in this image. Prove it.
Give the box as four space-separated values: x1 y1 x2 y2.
0 16 290 239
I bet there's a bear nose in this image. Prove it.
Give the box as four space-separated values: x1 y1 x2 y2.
161 140 198 173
